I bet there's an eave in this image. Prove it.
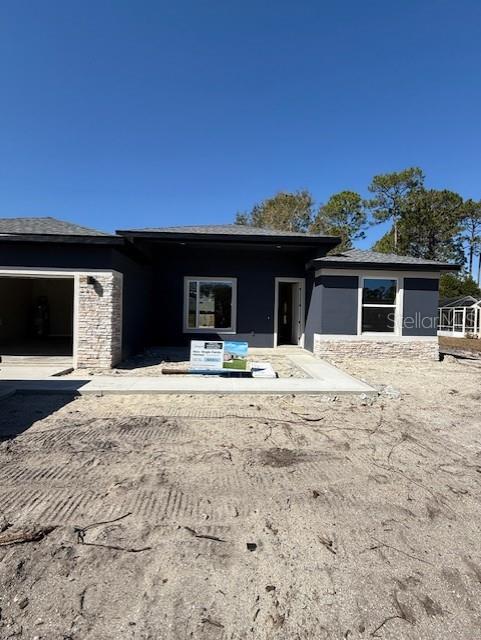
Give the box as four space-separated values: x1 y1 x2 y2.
117 230 340 249
306 259 461 272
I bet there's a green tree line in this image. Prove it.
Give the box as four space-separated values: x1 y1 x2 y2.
234 168 481 298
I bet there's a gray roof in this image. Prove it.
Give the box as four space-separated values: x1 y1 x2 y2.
315 249 458 269
0 216 113 237
119 223 336 239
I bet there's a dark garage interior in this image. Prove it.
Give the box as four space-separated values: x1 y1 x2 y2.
0 276 74 357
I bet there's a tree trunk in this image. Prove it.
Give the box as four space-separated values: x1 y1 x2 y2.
468 243 473 275
394 219 398 252
478 253 481 286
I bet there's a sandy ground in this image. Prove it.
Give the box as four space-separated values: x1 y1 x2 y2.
67 348 309 379
0 356 481 639
439 336 481 357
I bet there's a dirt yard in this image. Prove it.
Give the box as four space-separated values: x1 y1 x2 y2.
0 356 481 639
66 347 309 379
439 336 481 357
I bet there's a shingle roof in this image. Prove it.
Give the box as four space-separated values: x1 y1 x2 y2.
312 248 459 270
119 223 336 239
0 216 113 237
316 249 457 268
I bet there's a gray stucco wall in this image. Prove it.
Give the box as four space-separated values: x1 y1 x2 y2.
304 272 320 352
0 239 442 357
306 274 440 347
402 277 439 336
0 241 152 359
319 275 359 334
152 244 313 348
0 239 331 355
305 275 359 350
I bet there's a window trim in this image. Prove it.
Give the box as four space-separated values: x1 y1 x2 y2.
183 276 237 334
358 275 402 336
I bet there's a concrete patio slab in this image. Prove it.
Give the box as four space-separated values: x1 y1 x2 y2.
0 376 378 395
0 370 376 396
0 364 73 380
0 355 73 365
0 348 376 396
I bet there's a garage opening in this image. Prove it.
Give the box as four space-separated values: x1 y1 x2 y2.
0 276 74 358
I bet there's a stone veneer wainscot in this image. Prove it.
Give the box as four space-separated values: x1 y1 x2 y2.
313 334 439 361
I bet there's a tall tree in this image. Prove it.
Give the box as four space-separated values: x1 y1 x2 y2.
235 190 314 233
460 199 481 275
439 273 481 300
399 189 465 263
477 248 481 286
367 167 424 251
372 227 395 253
310 191 367 250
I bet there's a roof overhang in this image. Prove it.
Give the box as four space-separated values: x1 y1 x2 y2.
306 258 461 272
117 229 340 249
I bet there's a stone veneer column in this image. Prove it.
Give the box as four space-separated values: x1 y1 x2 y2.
76 271 123 369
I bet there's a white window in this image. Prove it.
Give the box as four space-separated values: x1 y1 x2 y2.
361 277 398 333
183 277 237 333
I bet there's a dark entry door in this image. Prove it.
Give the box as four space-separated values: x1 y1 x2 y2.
277 282 293 345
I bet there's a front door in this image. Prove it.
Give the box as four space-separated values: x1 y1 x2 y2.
277 282 294 345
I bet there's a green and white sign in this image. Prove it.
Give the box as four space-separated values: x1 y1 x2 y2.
223 341 248 371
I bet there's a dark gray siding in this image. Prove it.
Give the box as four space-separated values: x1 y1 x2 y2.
402 278 439 336
319 276 359 334
0 239 329 354
304 272 319 351
304 275 359 348
0 241 153 358
111 251 154 357
0 241 114 270
151 245 311 347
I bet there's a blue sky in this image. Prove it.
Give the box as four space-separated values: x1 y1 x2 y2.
1 0 480 248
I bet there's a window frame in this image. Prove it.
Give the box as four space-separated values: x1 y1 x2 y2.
359 275 400 336
183 276 237 334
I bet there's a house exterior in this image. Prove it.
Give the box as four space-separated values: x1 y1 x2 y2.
0 217 458 368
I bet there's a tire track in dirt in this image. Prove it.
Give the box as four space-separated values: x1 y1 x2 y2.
1 438 361 529
0 463 79 485
0 487 46 513
12 416 186 449
0 483 242 525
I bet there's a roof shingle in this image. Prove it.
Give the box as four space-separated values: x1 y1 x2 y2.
313 248 459 270
118 223 336 239
0 216 112 237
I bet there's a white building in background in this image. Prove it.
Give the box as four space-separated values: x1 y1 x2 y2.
438 295 481 338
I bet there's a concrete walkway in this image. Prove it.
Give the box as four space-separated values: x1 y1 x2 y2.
0 349 376 397
0 364 73 380
2 375 375 396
